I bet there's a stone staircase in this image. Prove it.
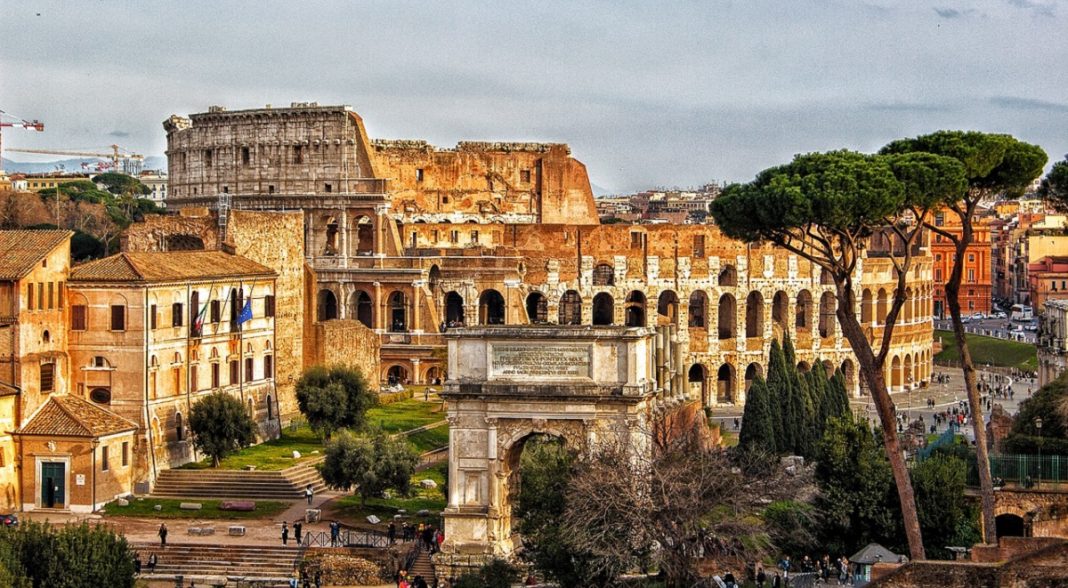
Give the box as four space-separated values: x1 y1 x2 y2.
405 545 436 583
133 542 302 585
152 461 327 500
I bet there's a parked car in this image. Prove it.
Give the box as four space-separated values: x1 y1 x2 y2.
0 513 18 527
994 311 1007 319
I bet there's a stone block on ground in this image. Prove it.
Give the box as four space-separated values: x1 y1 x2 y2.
153 504 162 511
116 498 130 507
366 515 380 524
419 479 437 489
179 502 203 510
306 508 321 523
292 450 302 459
220 500 256 511
228 525 246 537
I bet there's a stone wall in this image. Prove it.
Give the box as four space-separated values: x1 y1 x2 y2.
306 320 381 385
870 539 1068 587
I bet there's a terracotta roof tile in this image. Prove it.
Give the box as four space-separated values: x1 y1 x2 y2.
0 230 72 280
15 395 137 437
71 251 275 283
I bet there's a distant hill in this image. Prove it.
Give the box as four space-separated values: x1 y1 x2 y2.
2 155 167 174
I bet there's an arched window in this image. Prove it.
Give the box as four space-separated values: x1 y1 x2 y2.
657 290 679 325
718 294 736 339
175 412 184 442
388 291 407 331
479 290 505 325
716 364 735 404
625 291 646 327
352 290 373 328
688 291 707 328
266 394 273 421
593 263 614 286
592 293 614 325
317 289 338 322
861 289 873 324
745 291 764 338
526 292 547 324
559 290 582 325
718 265 737 287
795 290 812 331
819 292 836 338
772 291 789 333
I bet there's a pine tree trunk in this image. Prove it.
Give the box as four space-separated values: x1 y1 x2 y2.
944 206 998 545
836 285 927 560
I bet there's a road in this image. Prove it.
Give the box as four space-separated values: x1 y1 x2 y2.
934 316 1038 345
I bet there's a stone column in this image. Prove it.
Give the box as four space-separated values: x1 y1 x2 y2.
411 358 422 385
373 281 383 332
339 210 349 269
374 204 390 257
446 416 460 508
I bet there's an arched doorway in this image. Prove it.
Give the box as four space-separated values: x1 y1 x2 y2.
718 265 737 287
688 291 707 328
625 291 646 327
890 356 902 391
877 288 888 324
862 289 873 324
323 217 339 255
425 367 441 385
388 291 407 332
479 289 505 325
841 359 857 395
317 289 338 322
745 291 764 338
716 364 735 404
718 294 736 339
387 365 409 386
525 292 548 324
797 361 811 373
445 291 465 327
559 290 582 325
819 292 836 338
592 293 614 325
996 513 1025 538
744 363 762 392
657 290 679 325
772 291 789 336
429 265 442 290
355 215 374 253
352 290 372 328
688 363 708 405
505 434 572 546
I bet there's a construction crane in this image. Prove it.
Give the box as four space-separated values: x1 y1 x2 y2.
5 144 144 175
0 109 45 174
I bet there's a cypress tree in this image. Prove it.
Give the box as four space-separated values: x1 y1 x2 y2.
739 375 776 454
766 340 790 453
788 362 809 456
828 370 851 421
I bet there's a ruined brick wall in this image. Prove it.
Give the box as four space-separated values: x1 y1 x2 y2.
375 141 598 225
226 210 306 419
306 320 381 384
164 104 378 202
120 209 219 252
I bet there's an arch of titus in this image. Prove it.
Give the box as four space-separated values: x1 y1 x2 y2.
438 325 684 567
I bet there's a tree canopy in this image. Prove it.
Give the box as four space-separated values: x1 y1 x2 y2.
0 521 135 587
296 365 377 439
188 391 257 467
319 429 418 505
1040 154 1068 213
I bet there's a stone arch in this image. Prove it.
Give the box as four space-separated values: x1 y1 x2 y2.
904 354 914 387
718 293 737 339
323 215 339 255
625 291 646 327
862 289 873 324
877 288 888 324
657 290 679 325
904 287 914 321
688 290 708 328
841 359 857 395
796 290 812 331
165 234 205 251
592 292 614 326
821 359 835 376
425 366 441 385
525 292 548 324
386 364 409 386
354 215 374 253
316 289 338 322
819 291 836 338
446 291 466 326
688 363 708 406
718 264 737 287
797 361 811 372
428 265 442 290
388 291 408 332
479 289 505 325
744 362 762 392
745 290 764 338
772 290 789 335
350 290 373 328
559 290 582 325
820 267 834 285
716 363 735 404
996 513 1026 538
890 355 902 390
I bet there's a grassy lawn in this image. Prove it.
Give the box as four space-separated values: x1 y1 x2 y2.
365 399 444 433
326 462 447 530
179 424 323 471
406 424 449 453
935 330 1038 372
102 497 289 519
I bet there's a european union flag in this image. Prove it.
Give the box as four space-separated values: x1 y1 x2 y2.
238 299 253 325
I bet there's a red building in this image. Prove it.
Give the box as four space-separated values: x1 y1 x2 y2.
930 208 992 318
1028 256 1068 311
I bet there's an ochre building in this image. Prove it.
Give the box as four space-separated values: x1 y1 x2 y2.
160 103 935 405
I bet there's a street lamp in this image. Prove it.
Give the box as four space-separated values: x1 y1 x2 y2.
1035 417 1043 489
907 374 913 423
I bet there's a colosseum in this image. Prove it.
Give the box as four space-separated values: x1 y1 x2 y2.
159 102 934 408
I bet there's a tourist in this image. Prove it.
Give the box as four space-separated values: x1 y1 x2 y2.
133 554 142 574
388 521 397 545
305 484 314 505
330 521 341 546
147 553 158 572
282 521 289 545
314 569 322 588
755 565 767 587
158 523 168 547
294 520 303 545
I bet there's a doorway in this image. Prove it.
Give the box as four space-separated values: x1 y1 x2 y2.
41 461 66 509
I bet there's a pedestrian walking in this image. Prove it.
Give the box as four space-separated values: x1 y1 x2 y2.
305 484 314 505
147 553 158 572
330 520 340 547
756 565 767 587
282 521 289 546
388 521 397 545
294 521 303 545
158 523 168 547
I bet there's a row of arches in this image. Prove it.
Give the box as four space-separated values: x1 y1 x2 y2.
888 349 933 391
689 358 857 405
860 285 934 325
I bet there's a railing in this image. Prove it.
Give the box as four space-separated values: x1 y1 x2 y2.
301 529 390 548
916 427 957 461
966 454 1068 487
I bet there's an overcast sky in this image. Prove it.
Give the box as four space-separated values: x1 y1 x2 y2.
2 0 1066 193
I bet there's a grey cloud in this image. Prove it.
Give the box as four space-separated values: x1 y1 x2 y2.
108 130 130 138
1007 0 1056 16
989 96 1068 112
933 7 977 18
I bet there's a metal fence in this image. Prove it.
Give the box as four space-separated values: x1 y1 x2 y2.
302 529 390 548
988 454 1068 486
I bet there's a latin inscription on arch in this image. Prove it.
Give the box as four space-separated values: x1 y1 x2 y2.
489 343 591 380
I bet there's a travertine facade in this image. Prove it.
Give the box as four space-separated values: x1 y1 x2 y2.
162 104 935 407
